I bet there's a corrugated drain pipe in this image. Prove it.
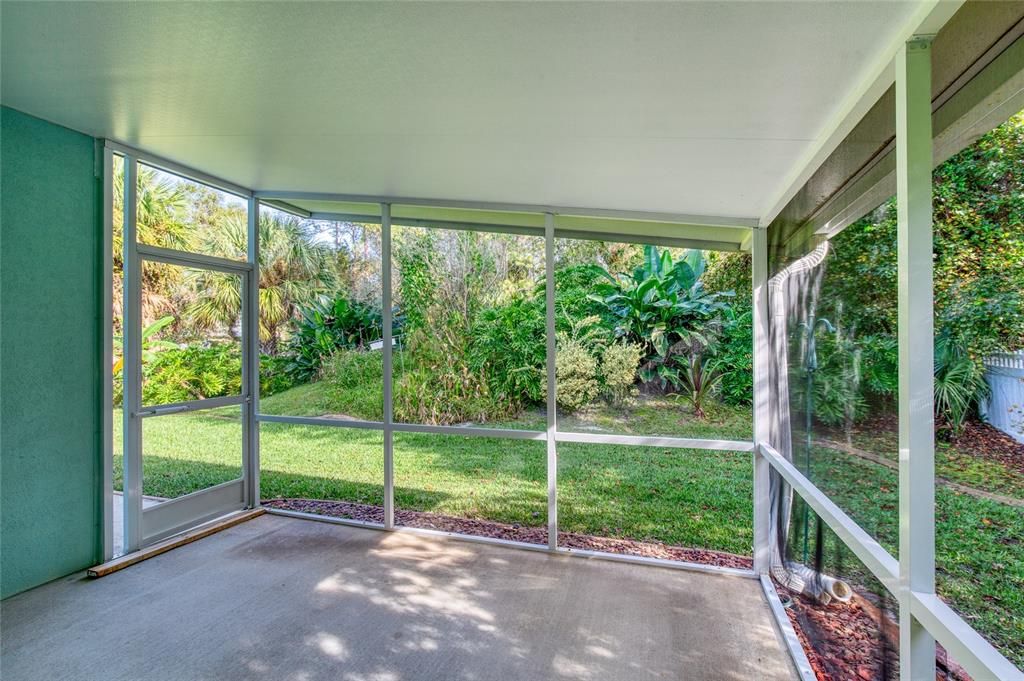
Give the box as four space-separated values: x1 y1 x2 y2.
766 241 852 606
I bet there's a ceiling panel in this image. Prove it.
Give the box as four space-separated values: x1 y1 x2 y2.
2 1 923 219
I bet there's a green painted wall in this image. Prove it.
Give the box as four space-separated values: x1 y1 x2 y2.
1 106 102 598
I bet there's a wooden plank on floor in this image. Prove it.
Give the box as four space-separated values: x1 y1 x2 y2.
88 508 266 578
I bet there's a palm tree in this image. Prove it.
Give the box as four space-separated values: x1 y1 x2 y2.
189 212 338 351
112 157 193 329
112 158 193 261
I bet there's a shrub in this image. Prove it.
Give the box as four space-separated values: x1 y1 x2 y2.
468 295 546 406
141 344 242 405
857 334 898 399
703 252 751 298
588 245 733 392
285 296 383 382
394 362 503 425
114 344 295 406
791 332 868 428
600 341 643 407
934 332 989 435
716 309 753 406
546 265 608 333
550 335 600 412
260 354 297 397
677 355 725 419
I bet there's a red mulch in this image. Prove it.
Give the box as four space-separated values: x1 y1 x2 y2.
779 586 970 681
263 497 972 680
262 497 753 569
952 420 1024 475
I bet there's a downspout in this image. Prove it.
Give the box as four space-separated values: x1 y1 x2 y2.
766 241 852 605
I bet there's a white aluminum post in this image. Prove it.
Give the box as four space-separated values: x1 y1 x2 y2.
896 36 936 680
101 146 114 561
545 213 558 549
751 227 771 574
244 197 261 507
382 203 395 529
121 155 143 553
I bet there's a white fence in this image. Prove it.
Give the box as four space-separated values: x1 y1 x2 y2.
982 350 1024 444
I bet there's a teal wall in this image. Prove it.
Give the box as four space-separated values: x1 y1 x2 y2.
1 107 102 598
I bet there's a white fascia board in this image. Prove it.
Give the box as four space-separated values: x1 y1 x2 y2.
253 190 757 231
757 0 965 228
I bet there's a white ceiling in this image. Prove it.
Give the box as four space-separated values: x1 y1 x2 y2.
2 1 926 222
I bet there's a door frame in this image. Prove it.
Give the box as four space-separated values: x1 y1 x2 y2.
109 148 258 556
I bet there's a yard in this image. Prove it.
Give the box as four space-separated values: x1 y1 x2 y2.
114 379 1024 669
115 387 756 554
806 441 1024 667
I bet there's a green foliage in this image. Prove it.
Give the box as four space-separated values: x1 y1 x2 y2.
141 344 242 405
111 161 339 355
821 212 899 338
321 348 385 420
698 254 754 407
468 295 546 405
676 355 724 419
394 229 439 337
112 315 177 377
114 340 293 407
389 228 548 424
715 309 753 406
259 354 297 397
393 315 508 426
546 265 608 332
115 161 228 333
189 213 338 351
934 332 990 435
394 227 523 340
588 245 733 401
703 252 751 300
551 334 600 412
600 341 643 407
933 111 1024 354
791 325 868 428
394 361 503 425
813 112 1024 427
857 334 898 398
285 296 383 381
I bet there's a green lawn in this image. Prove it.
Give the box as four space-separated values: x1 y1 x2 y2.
114 395 756 554
821 422 1024 499
802 445 1024 668
114 380 1023 667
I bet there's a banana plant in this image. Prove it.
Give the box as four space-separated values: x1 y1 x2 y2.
587 245 733 391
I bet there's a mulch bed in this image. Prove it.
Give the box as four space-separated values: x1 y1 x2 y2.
263 497 973 680
779 586 970 681
261 497 753 569
952 420 1024 476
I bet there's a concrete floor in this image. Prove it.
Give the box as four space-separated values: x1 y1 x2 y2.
1 515 794 681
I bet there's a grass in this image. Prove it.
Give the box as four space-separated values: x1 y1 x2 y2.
114 378 1023 667
821 419 1024 499
938 446 1024 498
114 394 755 554
799 444 1024 667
